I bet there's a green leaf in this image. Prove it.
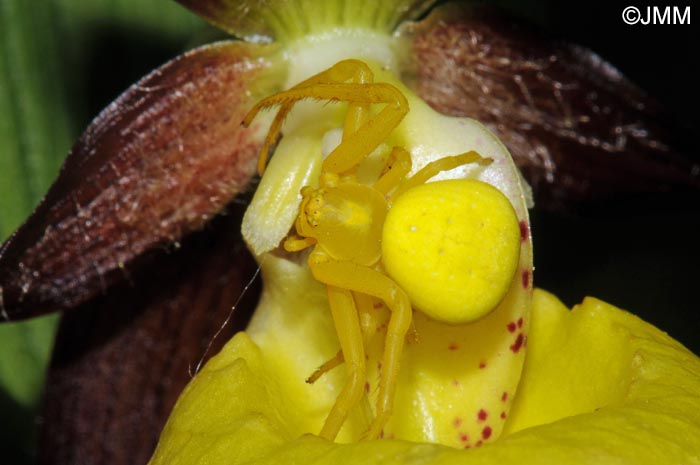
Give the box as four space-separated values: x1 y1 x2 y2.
0 1 213 462
0 0 72 236
0 2 73 462
0 316 58 407
0 0 72 414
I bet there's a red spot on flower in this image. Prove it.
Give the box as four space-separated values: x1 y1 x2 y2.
519 220 529 242
510 333 524 353
517 317 523 328
507 322 517 333
478 409 488 421
482 426 492 440
460 433 469 442
501 411 507 420
501 392 508 402
452 379 461 387
522 270 530 288
479 361 487 369
453 417 463 428
373 302 383 309
448 342 459 351
476 440 483 447
364 382 370 393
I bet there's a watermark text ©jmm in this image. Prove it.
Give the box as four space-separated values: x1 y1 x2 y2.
622 6 690 25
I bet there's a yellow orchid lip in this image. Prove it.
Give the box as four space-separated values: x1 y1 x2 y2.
149 288 700 464
146 1 700 458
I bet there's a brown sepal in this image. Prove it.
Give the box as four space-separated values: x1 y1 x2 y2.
404 4 699 211
38 209 260 465
0 41 278 320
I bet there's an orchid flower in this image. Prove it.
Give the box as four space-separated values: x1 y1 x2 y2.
0 1 698 464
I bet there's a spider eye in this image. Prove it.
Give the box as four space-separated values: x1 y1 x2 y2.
382 178 521 324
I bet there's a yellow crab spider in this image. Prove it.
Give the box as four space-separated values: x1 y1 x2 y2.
244 59 521 441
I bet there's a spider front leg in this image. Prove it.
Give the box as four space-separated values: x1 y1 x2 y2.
309 254 412 440
243 72 408 175
243 59 375 174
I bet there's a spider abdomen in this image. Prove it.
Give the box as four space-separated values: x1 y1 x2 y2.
382 178 520 324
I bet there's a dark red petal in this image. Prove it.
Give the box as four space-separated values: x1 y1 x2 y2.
0 41 281 320
402 4 699 211
39 211 260 465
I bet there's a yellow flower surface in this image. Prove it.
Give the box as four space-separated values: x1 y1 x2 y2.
238 62 533 446
149 289 700 464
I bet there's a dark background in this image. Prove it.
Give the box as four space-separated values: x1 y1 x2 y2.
501 0 699 354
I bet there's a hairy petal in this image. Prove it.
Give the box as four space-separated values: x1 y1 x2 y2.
0 41 282 320
401 4 700 211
